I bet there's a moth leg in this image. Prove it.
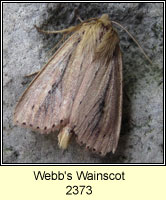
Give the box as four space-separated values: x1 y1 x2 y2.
34 25 60 34
24 71 40 78
34 25 80 35
58 126 73 150
76 15 83 22
73 7 83 22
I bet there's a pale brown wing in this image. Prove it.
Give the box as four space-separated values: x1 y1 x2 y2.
69 45 122 156
14 15 122 156
14 32 86 133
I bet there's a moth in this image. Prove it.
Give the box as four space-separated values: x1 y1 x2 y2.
14 14 149 156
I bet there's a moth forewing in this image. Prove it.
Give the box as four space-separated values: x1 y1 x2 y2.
14 33 82 132
14 14 122 156
70 44 122 156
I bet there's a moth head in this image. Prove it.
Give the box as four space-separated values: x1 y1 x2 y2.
99 14 112 27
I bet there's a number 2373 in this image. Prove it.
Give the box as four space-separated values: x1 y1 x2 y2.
66 185 92 195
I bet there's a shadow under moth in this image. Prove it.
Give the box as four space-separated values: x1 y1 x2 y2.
14 14 151 156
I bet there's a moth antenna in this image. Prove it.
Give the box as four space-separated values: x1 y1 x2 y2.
112 21 152 64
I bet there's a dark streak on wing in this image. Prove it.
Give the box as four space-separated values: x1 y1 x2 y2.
72 44 122 156
33 43 79 129
40 53 73 115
